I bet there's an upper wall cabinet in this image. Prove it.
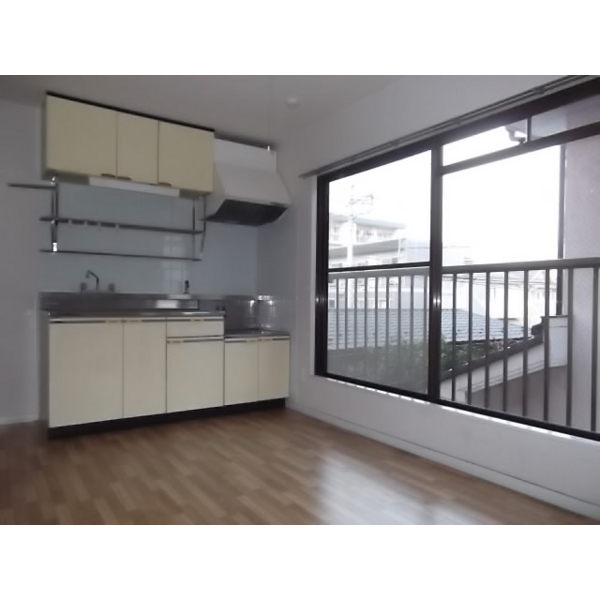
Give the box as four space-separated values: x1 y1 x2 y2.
117 113 158 185
158 122 214 193
43 95 215 194
45 96 118 178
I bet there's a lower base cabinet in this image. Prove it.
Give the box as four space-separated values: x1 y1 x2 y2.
225 339 259 405
167 338 224 413
225 337 290 405
258 338 291 400
123 320 166 418
49 321 124 428
48 317 287 430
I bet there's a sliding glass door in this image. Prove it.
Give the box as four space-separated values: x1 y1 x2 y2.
315 79 600 441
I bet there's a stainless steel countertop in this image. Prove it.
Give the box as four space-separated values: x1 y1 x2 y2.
40 292 202 314
47 310 224 321
38 292 287 336
224 329 290 339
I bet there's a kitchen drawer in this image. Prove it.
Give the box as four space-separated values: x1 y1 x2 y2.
166 317 223 338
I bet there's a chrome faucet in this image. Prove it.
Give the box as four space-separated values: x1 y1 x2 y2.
85 270 100 291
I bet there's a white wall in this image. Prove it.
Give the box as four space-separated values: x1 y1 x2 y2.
0 101 42 424
257 208 297 383
260 75 600 518
0 98 258 424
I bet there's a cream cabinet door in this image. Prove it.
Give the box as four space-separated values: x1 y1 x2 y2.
45 96 117 177
225 339 259 405
158 122 214 192
117 113 159 184
167 338 224 413
258 339 290 401
123 320 166 418
49 321 123 427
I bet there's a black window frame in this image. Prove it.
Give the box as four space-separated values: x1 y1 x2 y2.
315 77 600 442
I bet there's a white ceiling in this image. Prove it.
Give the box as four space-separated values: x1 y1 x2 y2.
0 75 399 146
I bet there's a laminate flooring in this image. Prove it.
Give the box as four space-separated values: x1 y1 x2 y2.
0 408 594 524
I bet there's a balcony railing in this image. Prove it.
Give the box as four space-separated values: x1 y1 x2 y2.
327 257 600 437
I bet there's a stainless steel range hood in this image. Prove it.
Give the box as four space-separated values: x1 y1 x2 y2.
206 140 291 226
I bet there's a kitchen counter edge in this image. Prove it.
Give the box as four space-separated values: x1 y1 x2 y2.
44 310 224 321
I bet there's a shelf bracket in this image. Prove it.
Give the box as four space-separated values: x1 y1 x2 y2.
198 195 208 260
8 177 60 252
50 176 59 253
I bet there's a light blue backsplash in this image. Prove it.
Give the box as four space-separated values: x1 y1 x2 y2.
39 182 258 294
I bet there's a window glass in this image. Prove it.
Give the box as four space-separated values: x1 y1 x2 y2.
443 120 527 165
443 147 561 266
327 272 429 394
328 152 431 268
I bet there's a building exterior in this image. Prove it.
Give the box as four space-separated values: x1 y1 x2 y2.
328 213 556 330
328 213 407 268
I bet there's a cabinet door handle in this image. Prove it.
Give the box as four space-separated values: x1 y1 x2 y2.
100 173 116 178
117 175 132 181
158 181 172 187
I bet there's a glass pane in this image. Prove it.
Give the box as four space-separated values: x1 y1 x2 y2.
327 269 429 394
443 120 527 165
439 268 560 410
531 95 600 139
440 140 579 428
328 151 431 268
442 147 561 266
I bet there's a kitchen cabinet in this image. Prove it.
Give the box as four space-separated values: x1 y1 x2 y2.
49 320 123 427
166 317 223 338
123 319 166 418
224 339 259 405
258 338 290 401
158 121 214 193
44 95 214 194
45 95 117 178
46 312 286 432
224 336 290 405
117 113 159 185
167 337 224 413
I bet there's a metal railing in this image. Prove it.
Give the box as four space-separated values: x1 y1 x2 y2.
327 257 600 436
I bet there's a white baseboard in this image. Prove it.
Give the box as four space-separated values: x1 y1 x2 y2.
0 415 39 426
287 400 600 521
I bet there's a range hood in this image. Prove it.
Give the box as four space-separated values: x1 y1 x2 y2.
206 140 291 226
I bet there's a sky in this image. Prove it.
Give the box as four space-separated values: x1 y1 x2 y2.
329 126 561 265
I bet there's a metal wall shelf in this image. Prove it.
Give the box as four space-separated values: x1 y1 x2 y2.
7 177 208 262
40 249 201 262
39 216 205 236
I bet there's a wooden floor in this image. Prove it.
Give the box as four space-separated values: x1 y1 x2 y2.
0 408 595 524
